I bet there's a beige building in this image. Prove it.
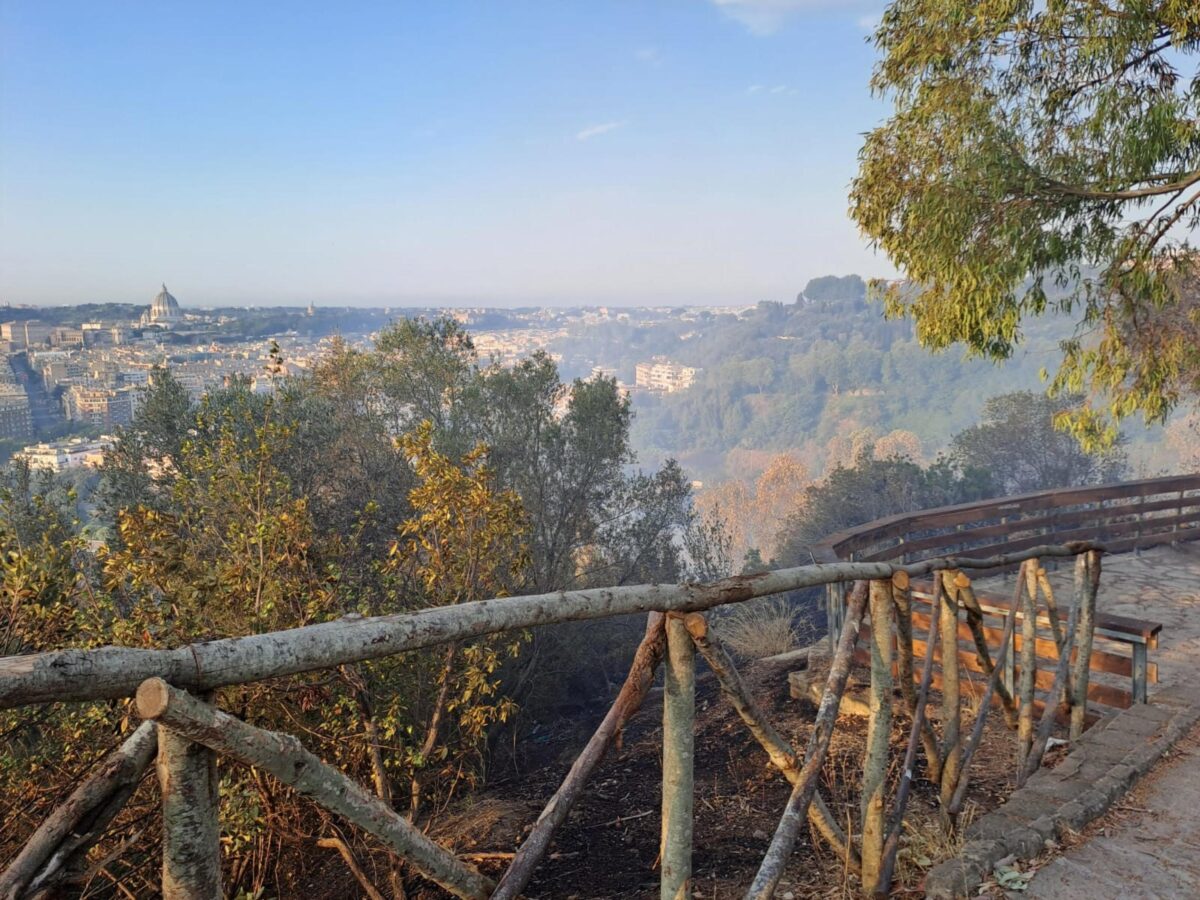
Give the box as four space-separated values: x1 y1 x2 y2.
15 436 113 472
634 358 700 393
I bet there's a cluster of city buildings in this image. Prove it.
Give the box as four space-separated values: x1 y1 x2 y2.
1 285 327 461
0 356 32 440
2 289 722 469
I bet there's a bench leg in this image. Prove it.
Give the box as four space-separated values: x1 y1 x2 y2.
1132 643 1149 705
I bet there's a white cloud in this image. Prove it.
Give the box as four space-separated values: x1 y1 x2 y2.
576 121 628 141
747 83 797 96
711 0 870 36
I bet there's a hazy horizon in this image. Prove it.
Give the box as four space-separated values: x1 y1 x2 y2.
1 1 896 308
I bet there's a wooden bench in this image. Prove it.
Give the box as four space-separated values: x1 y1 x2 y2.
851 581 1162 720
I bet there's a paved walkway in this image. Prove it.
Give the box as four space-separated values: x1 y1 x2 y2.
1024 724 1200 898
970 543 1200 900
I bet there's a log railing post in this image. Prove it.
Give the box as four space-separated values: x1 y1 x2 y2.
1070 550 1102 735
158 706 221 900
936 575 962 810
862 579 894 894
1132 642 1149 705
1017 560 1038 772
661 613 695 900
137 678 493 900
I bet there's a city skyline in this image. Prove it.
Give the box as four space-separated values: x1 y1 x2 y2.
1 1 895 307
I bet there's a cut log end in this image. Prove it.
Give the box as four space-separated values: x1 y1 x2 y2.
891 570 910 590
135 677 171 719
682 613 708 640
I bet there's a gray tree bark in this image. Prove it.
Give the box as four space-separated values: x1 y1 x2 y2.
1 543 1105 710
0 721 157 900
158 707 221 900
661 615 695 900
861 579 895 894
135 678 492 900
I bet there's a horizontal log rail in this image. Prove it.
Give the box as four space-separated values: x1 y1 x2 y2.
0 514 1174 898
0 543 1101 710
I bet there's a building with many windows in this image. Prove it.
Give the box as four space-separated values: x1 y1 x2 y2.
15 436 113 472
634 358 700 393
0 386 32 440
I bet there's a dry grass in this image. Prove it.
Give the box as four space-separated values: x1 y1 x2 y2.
893 802 979 890
714 597 804 658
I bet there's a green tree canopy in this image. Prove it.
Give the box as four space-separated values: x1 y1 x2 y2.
950 391 1128 496
852 1 1200 444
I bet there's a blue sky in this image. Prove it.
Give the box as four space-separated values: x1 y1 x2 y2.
1 0 894 307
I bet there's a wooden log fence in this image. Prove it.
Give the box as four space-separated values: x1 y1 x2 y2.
0 509 1182 898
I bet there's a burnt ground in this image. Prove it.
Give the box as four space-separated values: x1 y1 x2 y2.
412 654 1025 900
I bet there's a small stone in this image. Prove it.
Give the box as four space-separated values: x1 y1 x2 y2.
752 828 769 841
782 893 796 899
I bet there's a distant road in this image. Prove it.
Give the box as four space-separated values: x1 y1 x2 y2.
8 352 63 435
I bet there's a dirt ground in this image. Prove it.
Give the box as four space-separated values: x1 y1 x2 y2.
401 652 1028 900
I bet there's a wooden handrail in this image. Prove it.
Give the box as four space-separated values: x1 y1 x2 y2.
0 542 1102 710
811 474 1200 565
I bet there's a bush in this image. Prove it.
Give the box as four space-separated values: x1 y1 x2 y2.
713 597 806 659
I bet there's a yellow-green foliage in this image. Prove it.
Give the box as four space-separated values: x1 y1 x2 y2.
0 402 531 891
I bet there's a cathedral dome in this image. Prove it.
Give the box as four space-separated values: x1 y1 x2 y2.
145 283 183 326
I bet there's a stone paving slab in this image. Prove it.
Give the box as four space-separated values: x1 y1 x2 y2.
923 679 1200 898
922 544 1200 898
1022 725 1200 899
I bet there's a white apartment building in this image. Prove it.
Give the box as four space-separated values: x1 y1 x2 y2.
634 358 700 393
